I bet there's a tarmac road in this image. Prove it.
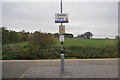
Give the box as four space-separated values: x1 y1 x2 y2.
2 59 119 79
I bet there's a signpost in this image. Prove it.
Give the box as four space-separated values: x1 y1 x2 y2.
55 0 68 74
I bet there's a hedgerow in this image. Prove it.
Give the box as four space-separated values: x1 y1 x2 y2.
2 45 118 60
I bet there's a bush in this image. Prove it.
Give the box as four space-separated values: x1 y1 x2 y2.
29 31 57 48
2 45 118 60
64 46 104 58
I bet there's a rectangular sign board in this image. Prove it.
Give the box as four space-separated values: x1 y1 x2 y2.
60 35 64 42
55 13 68 23
59 25 65 34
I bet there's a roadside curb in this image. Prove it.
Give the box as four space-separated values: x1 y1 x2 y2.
1 58 119 62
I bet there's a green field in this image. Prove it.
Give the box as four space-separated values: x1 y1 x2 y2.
3 42 28 47
3 38 117 48
56 38 117 48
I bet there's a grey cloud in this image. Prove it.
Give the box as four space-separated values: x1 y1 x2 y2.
2 2 118 38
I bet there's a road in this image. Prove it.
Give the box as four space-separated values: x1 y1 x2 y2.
2 59 119 79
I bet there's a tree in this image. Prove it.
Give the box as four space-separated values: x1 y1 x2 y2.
53 33 59 37
80 34 85 38
2 27 10 44
84 32 93 39
29 31 56 48
2 27 28 44
118 40 120 53
9 31 20 43
115 35 120 39
18 30 29 41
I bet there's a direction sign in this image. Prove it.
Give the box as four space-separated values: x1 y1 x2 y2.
55 13 68 23
59 25 65 34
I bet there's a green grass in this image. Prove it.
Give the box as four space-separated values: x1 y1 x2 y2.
3 42 28 47
56 38 117 48
65 57 78 59
3 38 117 48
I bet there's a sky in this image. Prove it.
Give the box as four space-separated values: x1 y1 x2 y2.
2 1 118 38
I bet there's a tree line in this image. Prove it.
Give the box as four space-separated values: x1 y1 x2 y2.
77 32 93 39
2 27 119 60
1 26 119 45
2 27 58 48
2 27 74 45
2 27 30 44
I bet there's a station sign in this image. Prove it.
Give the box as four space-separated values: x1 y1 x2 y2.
59 25 65 34
55 13 68 23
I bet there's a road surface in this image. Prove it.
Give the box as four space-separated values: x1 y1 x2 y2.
2 59 119 79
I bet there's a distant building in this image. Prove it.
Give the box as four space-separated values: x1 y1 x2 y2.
63 33 74 38
53 33 74 38
76 34 85 38
105 37 109 39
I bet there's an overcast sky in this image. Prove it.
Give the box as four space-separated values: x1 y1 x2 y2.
2 1 118 38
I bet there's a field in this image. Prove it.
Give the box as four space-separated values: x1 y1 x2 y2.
3 41 28 47
56 38 117 48
64 38 117 47
3 38 117 48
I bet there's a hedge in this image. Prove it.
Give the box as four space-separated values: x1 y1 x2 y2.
2 45 118 60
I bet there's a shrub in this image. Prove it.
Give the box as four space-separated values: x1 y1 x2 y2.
2 45 118 60
29 31 57 48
